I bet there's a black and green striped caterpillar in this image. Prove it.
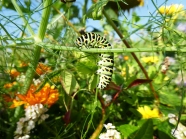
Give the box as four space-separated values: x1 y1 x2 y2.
75 33 114 89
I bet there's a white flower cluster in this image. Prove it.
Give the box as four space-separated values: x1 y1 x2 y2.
16 73 26 83
14 104 49 139
99 123 121 139
168 113 186 139
102 94 112 105
33 78 41 86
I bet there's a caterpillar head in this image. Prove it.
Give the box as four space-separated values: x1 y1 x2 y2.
75 37 83 49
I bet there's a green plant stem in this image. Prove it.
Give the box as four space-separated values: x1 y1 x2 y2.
11 0 35 35
103 10 158 100
19 0 53 94
2 42 186 53
39 43 185 52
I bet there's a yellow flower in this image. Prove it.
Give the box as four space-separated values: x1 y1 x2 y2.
121 68 126 77
137 106 161 119
141 56 159 64
10 83 59 108
158 4 184 15
121 64 135 77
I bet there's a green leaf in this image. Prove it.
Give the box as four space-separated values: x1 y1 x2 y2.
112 73 124 85
159 91 181 107
157 121 174 139
61 71 79 95
84 0 108 20
89 74 99 90
132 12 140 23
132 119 153 139
117 124 138 138
76 54 97 76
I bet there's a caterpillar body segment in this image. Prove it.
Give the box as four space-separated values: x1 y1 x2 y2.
97 57 114 66
75 32 114 89
99 53 113 58
96 66 113 75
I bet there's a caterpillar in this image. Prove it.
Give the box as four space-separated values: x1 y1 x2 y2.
75 33 114 89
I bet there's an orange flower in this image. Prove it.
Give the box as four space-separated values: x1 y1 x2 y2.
2 94 14 102
36 63 51 75
4 82 17 89
19 61 28 67
10 83 59 108
7 69 20 78
123 56 129 61
4 83 13 88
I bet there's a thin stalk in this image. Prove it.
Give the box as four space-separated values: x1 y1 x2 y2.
20 0 53 94
38 43 185 53
11 0 35 36
90 113 107 139
52 6 80 35
103 10 158 100
2 42 186 53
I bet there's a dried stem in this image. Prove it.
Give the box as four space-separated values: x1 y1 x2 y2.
103 10 159 101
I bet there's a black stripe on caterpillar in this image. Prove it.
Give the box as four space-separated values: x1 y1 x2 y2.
75 32 114 89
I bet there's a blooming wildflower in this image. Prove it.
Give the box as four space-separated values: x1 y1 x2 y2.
25 120 35 133
104 123 116 130
3 81 17 88
10 83 59 108
121 68 126 77
25 105 37 120
36 63 51 75
118 55 129 61
168 113 186 139
14 134 30 139
141 56 159 64
123 56 129 61
24 104 49 121
33 78 41 86
38 114 49 124
14 104 49 139
99 123 121 139
158 4 184 15
16 73 26 83
103 94 112 105
3 83 13 88
7 68 20 78
121 65 135 77
137 106 161 119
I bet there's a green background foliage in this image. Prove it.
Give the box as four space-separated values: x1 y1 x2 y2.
0 0 186 139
